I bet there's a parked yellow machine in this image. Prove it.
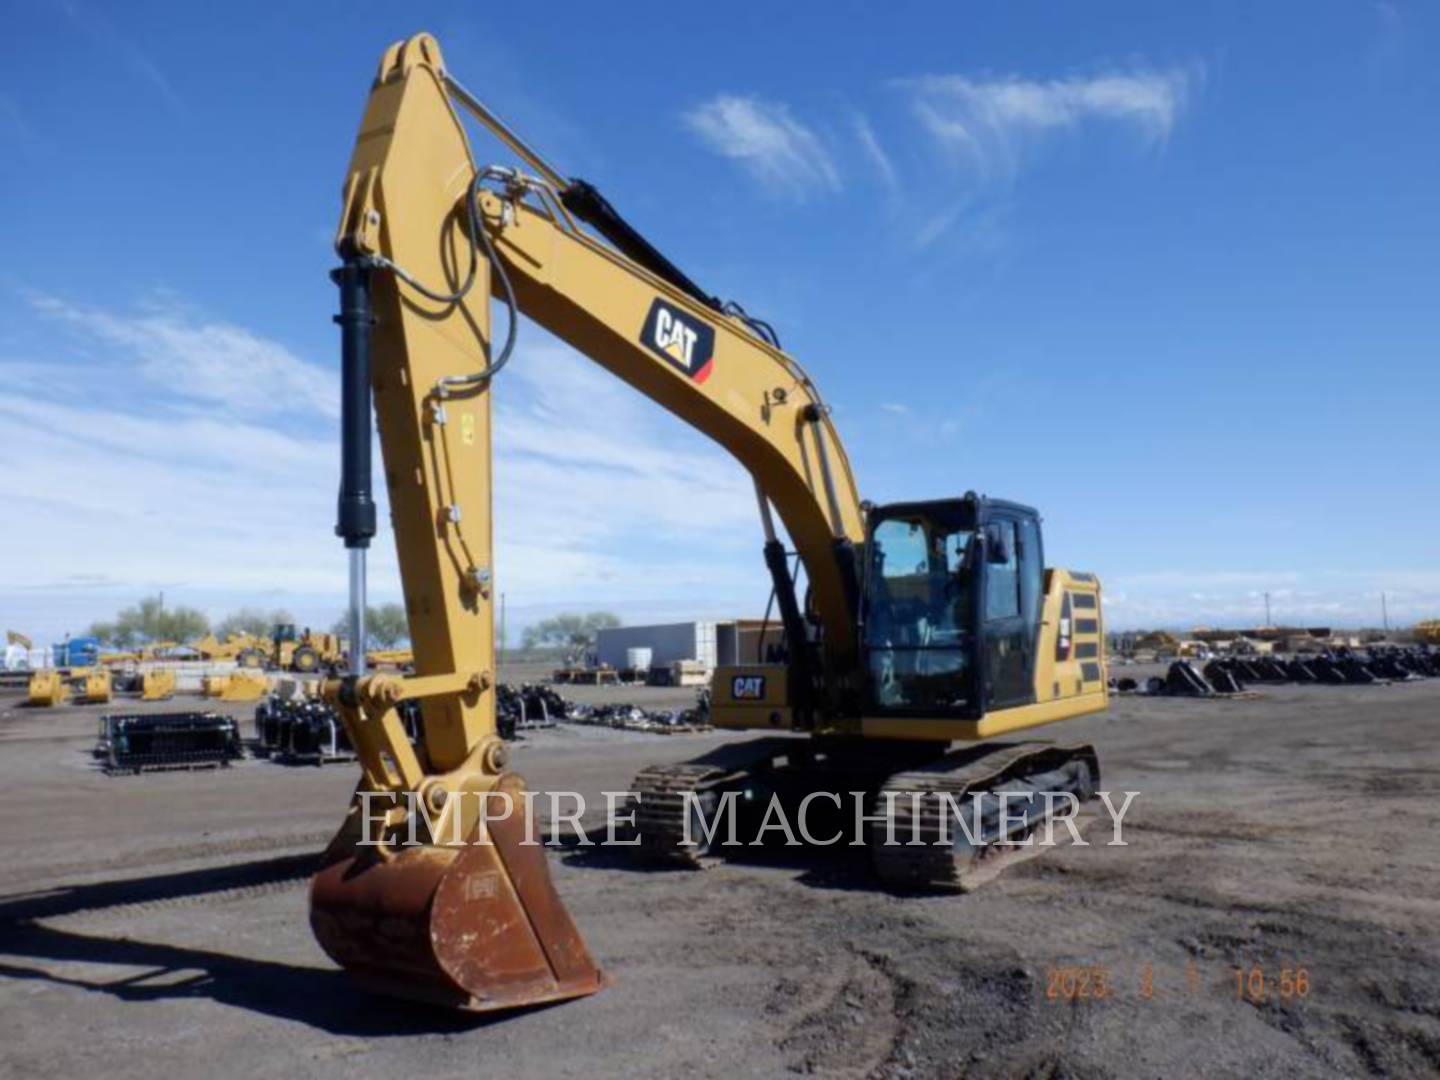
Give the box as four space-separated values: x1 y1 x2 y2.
259 624 344 673
303 32 1108 1014
26 667 112 705
193 633 267 665
139 669 177 701
27 670 69 707
201 671 268 702
74 668 112 704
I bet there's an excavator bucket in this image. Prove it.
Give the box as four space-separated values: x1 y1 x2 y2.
140 669 176 700
76 669 113 704
310 775 604 1011
27 670 68 707
202 671 269 702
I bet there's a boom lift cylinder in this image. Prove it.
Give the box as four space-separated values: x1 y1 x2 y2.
333 260 376 674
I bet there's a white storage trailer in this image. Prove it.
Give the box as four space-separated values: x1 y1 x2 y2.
594 621 742 672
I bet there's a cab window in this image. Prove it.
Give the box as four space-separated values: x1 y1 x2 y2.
984 520 1020 621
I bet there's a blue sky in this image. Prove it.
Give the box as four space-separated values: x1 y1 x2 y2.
2 1 1437 645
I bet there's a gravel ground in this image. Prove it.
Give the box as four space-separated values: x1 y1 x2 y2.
1 670 1437 1078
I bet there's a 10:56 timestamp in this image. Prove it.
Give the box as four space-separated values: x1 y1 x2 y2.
1234 965 1311 1002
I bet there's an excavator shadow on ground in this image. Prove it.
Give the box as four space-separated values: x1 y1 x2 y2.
0 854 571 1034
562 836 879 892
559 811 1039 896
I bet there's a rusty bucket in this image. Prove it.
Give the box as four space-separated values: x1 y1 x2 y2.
310 774 603 1011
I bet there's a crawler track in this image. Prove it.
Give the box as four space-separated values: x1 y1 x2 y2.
629 737 1100 890
870 742 1100 891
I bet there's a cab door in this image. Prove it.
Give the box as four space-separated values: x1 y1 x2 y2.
980 513 1043 709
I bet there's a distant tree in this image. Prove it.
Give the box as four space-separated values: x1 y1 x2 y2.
521 611 621 652
89 595 210 645
86 620 135 649
330 603 410 649
216 607 294 640
368 603 409 648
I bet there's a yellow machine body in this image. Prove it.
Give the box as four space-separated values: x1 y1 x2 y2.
27 670 69 707
192 634 265 662
713 571 1107 739
75 668 112 704
711 665 795 731
202 671 268 702
268 629 342 672
140 669 177 701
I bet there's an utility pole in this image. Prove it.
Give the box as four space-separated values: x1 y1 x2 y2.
1381 591 1390 636
1263 591 1272 627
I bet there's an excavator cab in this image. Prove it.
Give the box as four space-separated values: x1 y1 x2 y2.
862 494 1045 719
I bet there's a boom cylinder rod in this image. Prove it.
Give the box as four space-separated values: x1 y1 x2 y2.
333 260 377 676
804 406 846 539
348 549 367 676
763 539 814 723
754 480 779 545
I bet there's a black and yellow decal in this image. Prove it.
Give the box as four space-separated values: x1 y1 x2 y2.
641 299 715 383
730 674 766 700
1056 592 1073 661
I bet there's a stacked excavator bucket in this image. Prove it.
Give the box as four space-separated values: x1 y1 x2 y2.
202 670 269 702
27 670 69 707
76 668 112 704
140 669 176 700
253 694 378 764
1202 661 1244 694
1117 647 1440 697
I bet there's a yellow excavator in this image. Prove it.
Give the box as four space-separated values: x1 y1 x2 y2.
311 33 1108 1013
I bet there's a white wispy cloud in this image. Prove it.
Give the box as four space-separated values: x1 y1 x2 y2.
896 65 1198 247
493 340 760 562
682 95 840 199
57 0 184 115
4 293 1426 642
29 294 335 419
1 297 769 641
851 111 899 192
904 68 1193 164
